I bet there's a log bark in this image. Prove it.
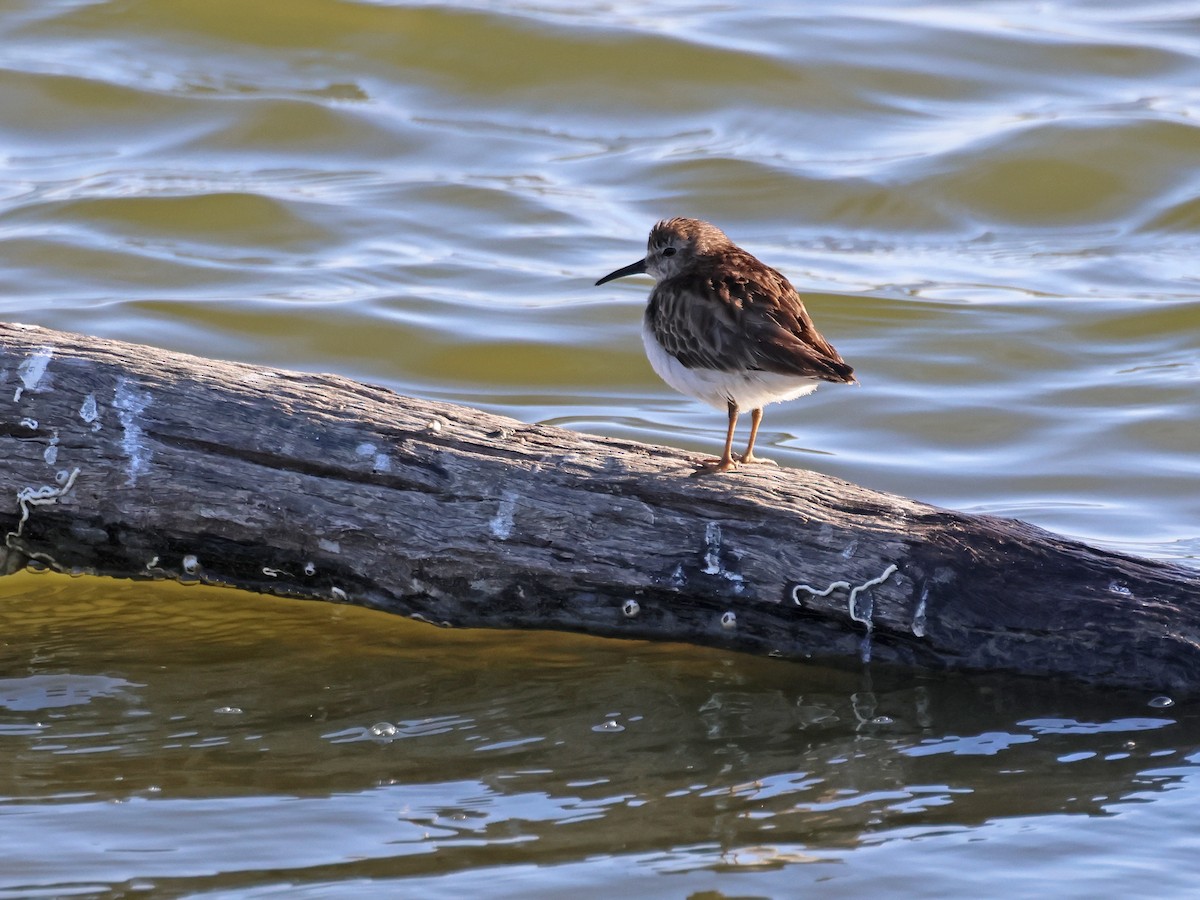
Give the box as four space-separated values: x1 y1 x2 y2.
1 321 1197 691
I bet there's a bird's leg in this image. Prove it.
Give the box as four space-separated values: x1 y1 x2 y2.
739 407 765 464
694 400 739 475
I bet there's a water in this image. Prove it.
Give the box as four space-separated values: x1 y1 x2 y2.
1 0 1199 895
3 575 1200 897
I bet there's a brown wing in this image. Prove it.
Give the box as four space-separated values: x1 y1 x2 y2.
648 255 855 384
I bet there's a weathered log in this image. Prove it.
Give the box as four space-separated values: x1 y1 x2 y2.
1 321 1197 690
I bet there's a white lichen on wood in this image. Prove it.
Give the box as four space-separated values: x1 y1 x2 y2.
490 490 518 540
701 522 745 589
79 392 99 424
6 468 82 569
792 563 899 661
702 522 722 574
44 429 59 465
113 377 153 486
912 583 929 637
14 345 54 402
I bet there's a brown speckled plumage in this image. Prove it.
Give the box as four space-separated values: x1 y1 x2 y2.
596 217 855 474
644 218 854 383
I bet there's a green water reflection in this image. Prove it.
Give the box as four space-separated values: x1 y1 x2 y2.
2 573 1197 896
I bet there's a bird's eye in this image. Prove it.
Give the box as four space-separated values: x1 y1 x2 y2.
662 247 677 257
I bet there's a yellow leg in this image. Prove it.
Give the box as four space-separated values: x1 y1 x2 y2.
694 400 739 475
740 407 764 464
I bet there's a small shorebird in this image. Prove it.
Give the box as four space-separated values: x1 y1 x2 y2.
596 217 855 474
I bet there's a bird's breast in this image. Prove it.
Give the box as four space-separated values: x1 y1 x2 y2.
641 319 818 411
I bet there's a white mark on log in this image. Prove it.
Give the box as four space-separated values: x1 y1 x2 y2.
701 522 744 589
304 561 316 576
841 540 859 559
669 564 687 587
20 418 37 429
1109 580 1132 596
355 441 377 458
113 377 153 486
792 564 899 663
490 490 518 540
702 523 722 574
262 567 289 578
373 452 391 473
79 393 98 424
720 611 737 630
792 564 898 610
318 538 341 554
7 467 81 543
182 555 200 574
853 585 875 635
43 429 59 465
860 633 874 664
622 599 640 618
912 583 929 638
55 470 72 484
427 418 443 434
331 586 348 601
14 345 53 401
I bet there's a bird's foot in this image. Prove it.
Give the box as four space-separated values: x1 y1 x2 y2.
691 456 738 476
738 452 776 466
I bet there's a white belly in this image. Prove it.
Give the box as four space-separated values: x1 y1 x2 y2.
642 322 819 411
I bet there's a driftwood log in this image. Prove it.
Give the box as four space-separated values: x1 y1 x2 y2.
1 321 1197 691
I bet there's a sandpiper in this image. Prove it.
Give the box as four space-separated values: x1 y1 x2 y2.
596 217 855 474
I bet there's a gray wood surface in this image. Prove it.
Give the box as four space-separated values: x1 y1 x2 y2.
2 321 1197 690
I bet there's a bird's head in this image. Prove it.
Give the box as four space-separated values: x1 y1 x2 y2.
595 217 732 286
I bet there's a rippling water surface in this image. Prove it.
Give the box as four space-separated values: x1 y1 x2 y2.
2 0 1199 895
